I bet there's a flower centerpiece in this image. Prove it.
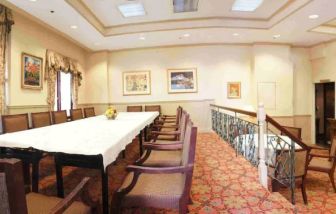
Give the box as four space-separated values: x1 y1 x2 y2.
105 106 117 120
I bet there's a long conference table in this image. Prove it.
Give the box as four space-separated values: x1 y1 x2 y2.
0 111 159 214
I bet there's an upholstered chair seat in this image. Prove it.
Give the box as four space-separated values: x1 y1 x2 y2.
309 158 333 171
26 192 90 214
141 150 182 167
120 172 185 209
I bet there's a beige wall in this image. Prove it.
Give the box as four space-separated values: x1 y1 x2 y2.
8 11 88 109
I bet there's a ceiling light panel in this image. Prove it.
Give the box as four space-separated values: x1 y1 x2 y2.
118 3 146 17
232 0 263 12
173 0 199 13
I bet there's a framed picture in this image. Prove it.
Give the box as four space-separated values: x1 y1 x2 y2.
227 82 241 99
122 70 151 95
21 53 43 90
167 68 198 93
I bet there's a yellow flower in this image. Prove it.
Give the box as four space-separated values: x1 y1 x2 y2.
105 107 117 119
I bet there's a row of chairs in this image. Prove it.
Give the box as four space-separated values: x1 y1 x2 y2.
113 106 196 213
127 105 161 113
2 107 96 134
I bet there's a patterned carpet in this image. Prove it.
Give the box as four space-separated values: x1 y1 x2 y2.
36 133 336 213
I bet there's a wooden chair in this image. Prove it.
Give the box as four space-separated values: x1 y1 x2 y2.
113 120 197 213
308 137 336 192
31 112 52 128
70 109 83 121
1 113 43 193
0 158 92 214
137 113 190 167
52 110 68 124
2 113 29 133
145 105 161 114
127 105 143 112
83 107 95 118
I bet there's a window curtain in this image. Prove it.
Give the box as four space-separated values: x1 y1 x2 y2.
45 50 82 110
0 5 13 114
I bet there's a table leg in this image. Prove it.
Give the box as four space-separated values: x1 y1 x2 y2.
138 131 143 156
101 168 109 214
144 126 148 142
32 160 39 193
55 160 64 198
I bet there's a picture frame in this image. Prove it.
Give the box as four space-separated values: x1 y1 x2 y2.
122 70 151 96
21 53 43 90
227 82 241 99
167 68 198 94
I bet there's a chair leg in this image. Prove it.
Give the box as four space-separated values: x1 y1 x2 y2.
188 195 193 204
301 176 308 204
122 150 126 159
179 200 188 214
329 173 336 193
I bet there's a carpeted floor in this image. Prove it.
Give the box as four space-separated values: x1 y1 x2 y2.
36 133 336 213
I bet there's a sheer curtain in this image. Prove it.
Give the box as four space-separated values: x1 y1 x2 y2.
0 4 14 114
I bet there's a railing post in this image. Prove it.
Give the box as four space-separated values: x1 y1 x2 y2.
257 103 268 188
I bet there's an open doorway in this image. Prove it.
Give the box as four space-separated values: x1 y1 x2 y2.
315 82 335 146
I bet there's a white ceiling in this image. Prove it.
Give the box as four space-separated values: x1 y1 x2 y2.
5 0 336 51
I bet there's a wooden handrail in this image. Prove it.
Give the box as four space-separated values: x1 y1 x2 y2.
210 104 257 117
210 104 309 150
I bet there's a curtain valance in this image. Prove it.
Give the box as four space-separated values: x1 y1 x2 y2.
0 4 14 33
45 50 82 86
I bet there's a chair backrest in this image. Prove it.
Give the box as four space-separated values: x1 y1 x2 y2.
2 114 29 134
31 112 52 128
52 110 68 124
144 105 161 114
175 106 183 125
181 120 197 167
178 111 189 141
83 107 95 118
70 109 83 121
281 126 302 140
127 106 142 112
0 159 28 213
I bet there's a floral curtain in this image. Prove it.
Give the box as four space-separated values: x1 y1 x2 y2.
45 50 82 110
0 5 14 114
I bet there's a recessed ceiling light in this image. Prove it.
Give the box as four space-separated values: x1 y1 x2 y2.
183 33 190 37
273 34 281 39
29 0 37 2
118 3 146 17
232 0 263 12
139 36 146 40
309 14 319 19
233 33 239 36
70 25 78 29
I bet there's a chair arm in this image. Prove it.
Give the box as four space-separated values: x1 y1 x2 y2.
49 177 90 214
151 131 180 136
126 165 192 174
162 115 176 118
309 154 335 159
307 144 328 150
153 124 178 128
143 142 183 150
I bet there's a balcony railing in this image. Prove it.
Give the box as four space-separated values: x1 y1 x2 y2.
210 104 309 204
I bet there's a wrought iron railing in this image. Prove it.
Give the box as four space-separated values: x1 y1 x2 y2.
210 104 309 204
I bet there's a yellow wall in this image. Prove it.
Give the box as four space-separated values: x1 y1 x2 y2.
9 11 88 108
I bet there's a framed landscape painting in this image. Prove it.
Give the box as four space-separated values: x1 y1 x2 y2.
21 53 43 90
227 82 241 99
167 68 198 93
122 70 151 95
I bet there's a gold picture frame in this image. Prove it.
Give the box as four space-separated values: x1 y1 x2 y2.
167 68 198 94
122 70 151 96
227 82 241 99
21 52 43 90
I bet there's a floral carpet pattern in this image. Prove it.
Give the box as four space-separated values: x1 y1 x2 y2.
36 133 336 213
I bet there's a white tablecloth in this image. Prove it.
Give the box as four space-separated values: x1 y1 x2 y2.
0 112 159 168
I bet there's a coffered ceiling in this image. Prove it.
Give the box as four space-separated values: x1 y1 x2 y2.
4 0 336 51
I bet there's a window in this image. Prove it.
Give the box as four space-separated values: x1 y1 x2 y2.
54 71 72 114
